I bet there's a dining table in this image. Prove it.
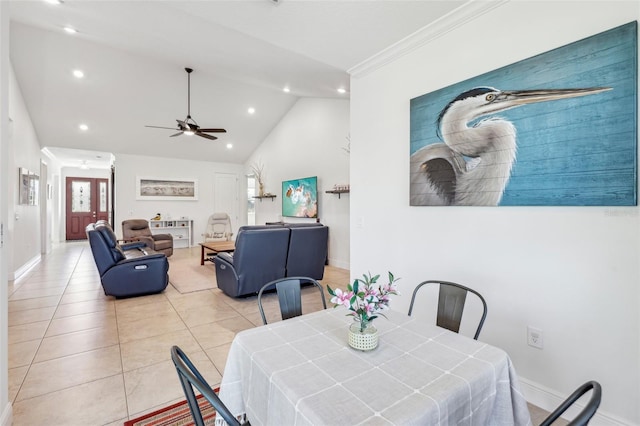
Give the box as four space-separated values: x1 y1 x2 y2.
217 308 532 425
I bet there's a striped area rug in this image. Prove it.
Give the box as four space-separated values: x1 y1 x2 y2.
124 393 216 426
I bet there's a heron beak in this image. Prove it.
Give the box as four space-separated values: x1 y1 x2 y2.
494 87 612 109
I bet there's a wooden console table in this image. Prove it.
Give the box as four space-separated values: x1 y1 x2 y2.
199 241 235 265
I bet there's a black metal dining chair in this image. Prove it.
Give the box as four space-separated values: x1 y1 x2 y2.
540 381 602 426
170 345 248 426
257 276 326 325
408 280 487 340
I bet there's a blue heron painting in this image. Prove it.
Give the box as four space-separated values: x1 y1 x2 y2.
410 21 637 206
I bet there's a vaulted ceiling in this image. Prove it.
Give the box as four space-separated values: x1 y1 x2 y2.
8 0 465 168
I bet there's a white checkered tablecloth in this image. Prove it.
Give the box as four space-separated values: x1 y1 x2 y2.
217 309 532 426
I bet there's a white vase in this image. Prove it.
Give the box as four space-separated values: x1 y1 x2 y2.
348 321 378 351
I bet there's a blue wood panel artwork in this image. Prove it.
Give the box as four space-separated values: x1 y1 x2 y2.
410 21 637 206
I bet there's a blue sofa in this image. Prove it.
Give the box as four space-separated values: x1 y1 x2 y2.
86 222 169 298
214 223 328 297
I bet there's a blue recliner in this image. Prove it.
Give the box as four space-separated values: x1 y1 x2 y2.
286 225 328 279
214 227 291 297
86 222 169 298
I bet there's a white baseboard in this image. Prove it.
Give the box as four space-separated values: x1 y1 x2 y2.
10 254 41 281
0 403 12 426
520 377 633 426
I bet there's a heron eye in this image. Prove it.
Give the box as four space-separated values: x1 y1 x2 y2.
486 94 496 102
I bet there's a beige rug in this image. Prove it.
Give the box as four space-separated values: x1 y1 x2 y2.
168 255 218 294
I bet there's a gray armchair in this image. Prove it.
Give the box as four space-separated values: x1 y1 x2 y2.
203 212 233 243
122 219 173 257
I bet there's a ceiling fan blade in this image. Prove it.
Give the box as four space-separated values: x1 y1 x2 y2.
146 125 179 130
170 132 183 137
196 132 218 140
198 128 227 133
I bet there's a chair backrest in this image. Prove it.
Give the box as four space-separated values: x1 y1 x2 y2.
204 213 233 241
122 219 152 239
540 381 602 426
285 226 328 279
234 227 290 279
85 222 125 275
170 346 244 426
257 277 326 325
408 280 487 340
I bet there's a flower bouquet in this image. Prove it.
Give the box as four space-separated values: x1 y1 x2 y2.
327 271 399 333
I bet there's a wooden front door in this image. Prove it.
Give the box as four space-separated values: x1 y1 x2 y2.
65 177 109 240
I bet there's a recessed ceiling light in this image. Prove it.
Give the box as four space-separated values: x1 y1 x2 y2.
79 124 88 131
64 26 77 34
226 143 233 149
337 88 347 94
73 69 84 78
283 87 290 93
248 107 255 114
44 0 63 4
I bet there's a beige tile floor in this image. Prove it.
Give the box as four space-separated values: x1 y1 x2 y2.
8 242 557 425
8 243 347 425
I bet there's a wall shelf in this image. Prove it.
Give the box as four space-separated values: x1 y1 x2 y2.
149 219 193 248
325 190 350 199
253 195 277 202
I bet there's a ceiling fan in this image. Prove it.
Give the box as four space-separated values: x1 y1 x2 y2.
146 67 227 140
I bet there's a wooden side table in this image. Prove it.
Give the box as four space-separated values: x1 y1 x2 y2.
199 241 235 265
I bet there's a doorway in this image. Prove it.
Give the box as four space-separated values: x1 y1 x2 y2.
65 177 109 240
214 173 239 232
247 175 256 226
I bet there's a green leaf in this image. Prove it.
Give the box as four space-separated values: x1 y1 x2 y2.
352 280 359 294
326 284 335 296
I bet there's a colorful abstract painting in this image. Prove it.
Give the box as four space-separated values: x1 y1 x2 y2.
410 21 637 206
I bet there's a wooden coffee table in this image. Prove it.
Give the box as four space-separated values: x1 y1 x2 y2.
199 241 235 265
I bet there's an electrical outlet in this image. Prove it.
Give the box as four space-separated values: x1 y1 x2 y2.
527 326 544 349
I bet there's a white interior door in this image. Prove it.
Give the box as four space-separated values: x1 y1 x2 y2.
214 173 239 233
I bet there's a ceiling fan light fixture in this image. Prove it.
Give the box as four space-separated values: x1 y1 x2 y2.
145 67 227 140
64 26 77 34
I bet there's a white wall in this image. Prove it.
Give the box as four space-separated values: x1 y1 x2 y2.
0 2 10 423
245 98 350 269
113 154 244 243
8 63 42 280
350 2 639 424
